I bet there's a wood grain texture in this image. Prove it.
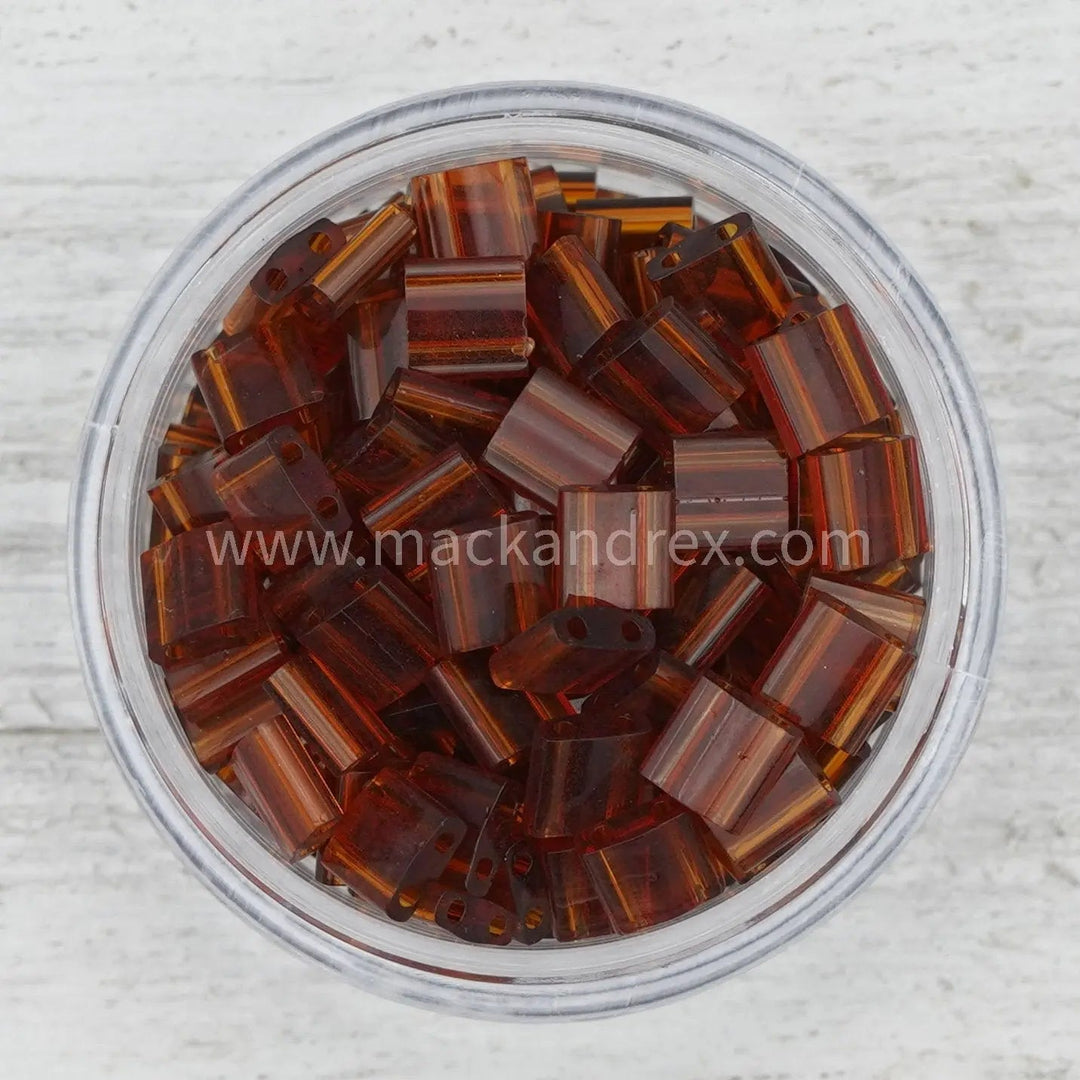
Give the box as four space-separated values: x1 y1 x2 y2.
1 1 1078 1076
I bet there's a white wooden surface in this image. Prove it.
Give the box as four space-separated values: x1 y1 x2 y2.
2 1 1078 1076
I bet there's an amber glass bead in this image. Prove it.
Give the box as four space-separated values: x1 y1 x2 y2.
427 888 518 945
524 712 654 838
306 201 416 316
538 210 622 274
672 432 793 548
525 235 632 376
267 653 410 772
221 286 267 337
361 444 507 584
141 522 260 665
557 170 598 207
191 331 326 454
428 512 554 653
231 716 342 861
404 256 530 379
799 435 929 571
411 157 538 259
181 387 216 431
344 288 407 419
578 297 747 440
489 607 655 696
529 165 567 211
580 800 723 933
379 687 467 760
164 629 288 724
212 427 352 573
321 768 467 919
182 686 283 769
300 565 442 710
647 213 795 342
747 304 895 456
575 197 694 252
148 448 227 534
557 486 674 610
642 674 799 831
543 841 613 941
496 839 554 944
407 752 516 895
326 400 445 508
249 218 347 304
706 749 839 880
755 590 913 753
381 368 509 454
155 422 222 476
654 562 768 668
482 368 641 509
426 651 548 771
808 573 925 648
583 650 696 729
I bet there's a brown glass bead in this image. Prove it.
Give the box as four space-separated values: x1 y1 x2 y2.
344 288 407 419
580 800 723 933
799 435 929 571
805 732 867 789
538 210 622 274
529 165 568 211
497 838 554 944
583 650 697 729
426 651 547 771
489 607 655 696
578 297 747 441
212 427 352 574
361 444 508 585
428 512 554 653
182 686 283 769
647 213 795 342
411 157 538 259
231 716 342 861
164 629 288 724
181 386 216 432
557 486 674 610
191 332 326 454
326 400 445 508
671 432 793 549
747 304 895 456
706 748 839 880
575 197 694 252
407 752 516 895
429 888 518 945
148 448 228 534
221 286 268 337
300 565 443 710
321 768 467 919
755 590 913 753
255 278 350 380
155 422 223 480
525 235 632 376
307 201 416 316
642 674 799 831
248 218 347 304
404 256 531 379
382 368 509 455
542 841 613 941
654 562 768 668
524 711 654 838
482 368 641 509
141 522 260 665
808 573 925 648
266 653 410 772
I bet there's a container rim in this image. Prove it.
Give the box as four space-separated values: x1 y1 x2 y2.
69 81 1006 1020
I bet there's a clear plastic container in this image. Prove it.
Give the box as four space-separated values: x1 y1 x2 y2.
68 83 1005 1020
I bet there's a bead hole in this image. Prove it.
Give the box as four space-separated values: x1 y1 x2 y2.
308 231 333 255
315 495 338 519
488 915 507 937
434 832 456 854
474 857 494 880
511 851 533 878
445 897 466 923
264 267 289 293
279 441 304 464
523 907 544 930
622 620 643 642
566 615 588 641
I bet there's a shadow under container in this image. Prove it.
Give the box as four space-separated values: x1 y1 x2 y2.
70 83 1004 1020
